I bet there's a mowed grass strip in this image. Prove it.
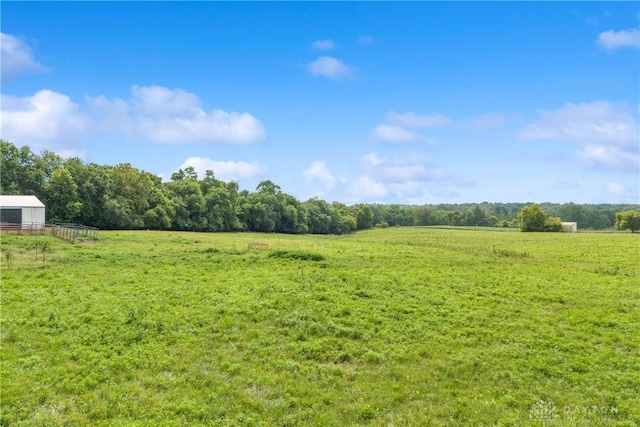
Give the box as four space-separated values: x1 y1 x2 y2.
1 228 638 426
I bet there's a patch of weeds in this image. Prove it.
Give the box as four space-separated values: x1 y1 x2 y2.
201 247 220 254
489 246 530 258
364 350 384 364
268 250 325 261
359 405 376 422
594 265 637 277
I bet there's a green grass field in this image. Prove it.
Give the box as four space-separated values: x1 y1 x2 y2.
1 228 638 426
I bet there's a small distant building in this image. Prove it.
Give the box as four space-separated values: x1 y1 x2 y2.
561 221 577 233
0 195 46 231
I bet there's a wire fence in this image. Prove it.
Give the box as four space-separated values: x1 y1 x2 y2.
51 223 99 242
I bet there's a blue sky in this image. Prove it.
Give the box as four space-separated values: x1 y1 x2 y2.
2 2 638 204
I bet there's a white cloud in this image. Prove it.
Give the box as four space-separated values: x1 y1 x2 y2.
303 161 336 190
520 101 639 172
0 90 89 155
371 124 421 143
605 181 634 198
178 157 266 182
312 39 336 51
0 33 49 81
386 111 452 129
346 153 448 202
1 85 267 155
130 85 202 117
90 85 267 143
597 28 640 50
361 152 444 183
347 176 389 201
356 35 373 45
578 145 639 172
371 111 451 144
307 56 354 80
302 152 461 204
520 101 638 146
361 152 384 166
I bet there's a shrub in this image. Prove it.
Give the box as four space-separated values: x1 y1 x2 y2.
268 250 325 261
519 204 561 232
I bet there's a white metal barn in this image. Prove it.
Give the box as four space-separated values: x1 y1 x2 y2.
0 195 46 231
561 222 577 233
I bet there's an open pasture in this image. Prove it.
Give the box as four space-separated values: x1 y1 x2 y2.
1 228 638 426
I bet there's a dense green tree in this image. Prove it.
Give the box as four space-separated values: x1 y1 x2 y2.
100 164 157 229
585 210 611 230
544 216 562 232
0 141 48 198
519 204 547 232
356 205 373 230
559 203 588 228
615 211 640 233
44 169 82 223
167 179 207 231
412 206 440 226
302 198 335 234
143 188 175 229
467 206 487 226
64 160 110 227
519 204 561 232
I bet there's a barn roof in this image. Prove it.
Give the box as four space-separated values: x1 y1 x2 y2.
0 195 45 208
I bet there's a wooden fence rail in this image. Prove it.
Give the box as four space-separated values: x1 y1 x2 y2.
0 222 46 234
247 242 269 251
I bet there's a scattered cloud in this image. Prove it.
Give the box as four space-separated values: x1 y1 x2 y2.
0 90 89 156
519 101 639 172
303 161 337 191
305 152 457 203
178 157 266 182
347 175 390 201
361 152 444 183
605 181 635 199
307 56 354 80
520 101 637 145
312 39 336 51
1 85 267 153
88 85 267 143
371 111 451 143
578 145 638 172
371 124 422 143
597 28 640 50
356 35 373 45
0 33 50 81
345 152 450 202
386 111 452 129
361 152 384 166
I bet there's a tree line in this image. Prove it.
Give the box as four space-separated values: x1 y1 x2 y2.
2 140 638 233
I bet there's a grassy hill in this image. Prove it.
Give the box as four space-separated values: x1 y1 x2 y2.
1 228 638 426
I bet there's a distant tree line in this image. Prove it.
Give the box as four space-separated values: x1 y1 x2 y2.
2 140 638 233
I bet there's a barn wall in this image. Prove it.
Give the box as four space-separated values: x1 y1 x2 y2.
22 207 46 227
